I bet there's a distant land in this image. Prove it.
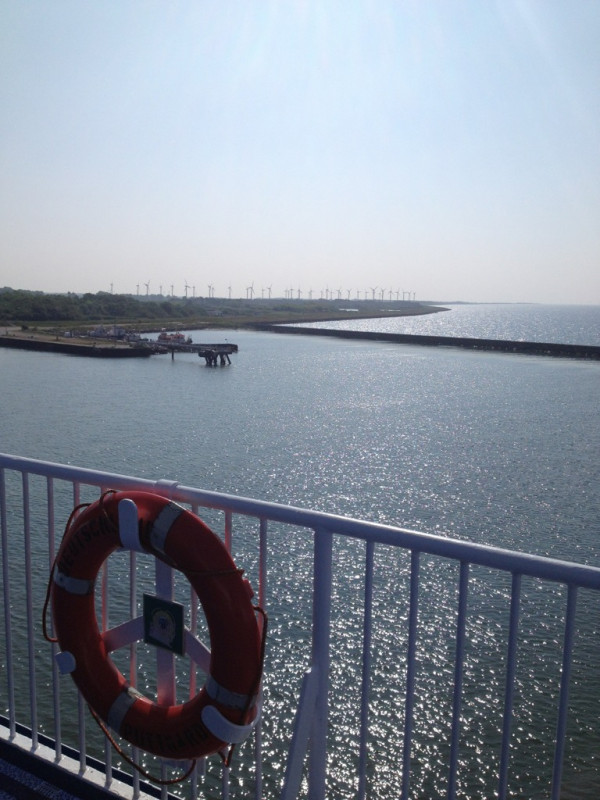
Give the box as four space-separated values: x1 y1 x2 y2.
2 289 598 361
0 287 446 330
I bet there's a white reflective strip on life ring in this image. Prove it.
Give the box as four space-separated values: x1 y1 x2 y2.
107 687 141 732
201 703 261 745
53 567 94 595
118 498 144 552
150 502 183 554
206 675 256 711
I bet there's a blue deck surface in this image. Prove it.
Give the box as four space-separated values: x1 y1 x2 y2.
0 755 78 799
0 753 95 800
0 720 170 800
0 741 149 800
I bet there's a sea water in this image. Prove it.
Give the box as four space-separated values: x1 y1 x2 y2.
0 305 599 798
296 303 600 346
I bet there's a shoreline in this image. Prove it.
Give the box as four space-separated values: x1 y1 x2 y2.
0 305 447 356
134 303 448 334
3 305 597 361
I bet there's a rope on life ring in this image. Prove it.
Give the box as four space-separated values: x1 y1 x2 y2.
43 490 266 769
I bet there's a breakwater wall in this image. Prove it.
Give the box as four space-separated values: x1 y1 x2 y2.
252 324 600 360
0 336 152 358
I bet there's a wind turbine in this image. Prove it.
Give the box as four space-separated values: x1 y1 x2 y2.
246 283 254 299
308 288 313 300
228 286 232 299
370 287 377 300
208 284 214 298
144 281 150 296
136 284 140 296
267 285 272 299
184 281 190 299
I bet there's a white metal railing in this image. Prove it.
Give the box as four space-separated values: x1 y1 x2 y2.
1 452 599 800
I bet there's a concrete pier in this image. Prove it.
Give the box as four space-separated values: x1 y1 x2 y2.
152 342 238 364
0 334 153 357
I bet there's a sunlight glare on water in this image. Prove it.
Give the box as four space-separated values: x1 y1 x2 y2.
0 307 599 798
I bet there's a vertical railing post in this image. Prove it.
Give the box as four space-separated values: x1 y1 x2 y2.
0 467 16 738
22 472 38 748
308 527 333 800
448 561 470 800
46 476 62 763
155 558 176 707
255 517 268 800
357 540 375 800
401 550 420 800
129 548 141 799
259 517 268 614
498 572 522 800
224 509 233 552
551 585 578 800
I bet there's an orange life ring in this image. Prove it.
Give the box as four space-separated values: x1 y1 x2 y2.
51 490 263 761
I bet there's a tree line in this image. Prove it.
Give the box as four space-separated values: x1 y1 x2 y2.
0 289 230 323
0 287 419 327
0 287 343 325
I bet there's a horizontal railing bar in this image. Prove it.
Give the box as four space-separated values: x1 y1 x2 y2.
3 453 600 590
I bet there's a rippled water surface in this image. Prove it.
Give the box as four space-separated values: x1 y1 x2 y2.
297 303 600 346
1 306 599 798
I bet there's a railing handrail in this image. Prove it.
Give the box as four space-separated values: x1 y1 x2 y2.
2 452 600 590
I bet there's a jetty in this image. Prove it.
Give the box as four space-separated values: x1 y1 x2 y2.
252 324 600 360
0 331 239 362
151 341 238 364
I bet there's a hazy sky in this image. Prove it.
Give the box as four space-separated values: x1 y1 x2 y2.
1 1 599 304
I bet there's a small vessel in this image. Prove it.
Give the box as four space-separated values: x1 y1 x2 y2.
157 330 192 344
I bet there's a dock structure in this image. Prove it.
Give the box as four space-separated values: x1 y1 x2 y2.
153 342 238 364
0 334 153 357
0 333 239 362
